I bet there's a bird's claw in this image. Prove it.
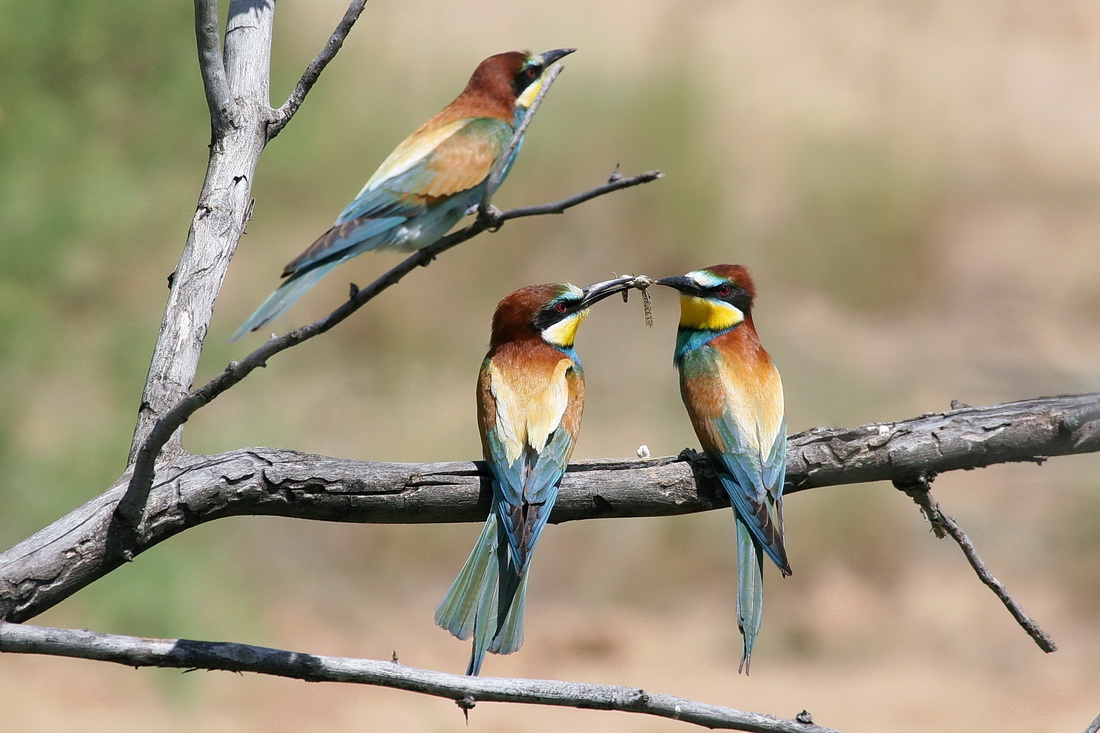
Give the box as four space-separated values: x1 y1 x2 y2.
476 204 505 231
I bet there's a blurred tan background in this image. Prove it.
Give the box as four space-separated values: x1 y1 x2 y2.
2 0 1099 730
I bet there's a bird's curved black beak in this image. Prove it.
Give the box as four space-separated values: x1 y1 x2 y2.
539 48 576 67
655 275 698 294
579 276 635 308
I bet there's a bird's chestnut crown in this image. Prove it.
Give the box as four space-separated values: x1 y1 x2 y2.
658 265 757 332
488 277 631 350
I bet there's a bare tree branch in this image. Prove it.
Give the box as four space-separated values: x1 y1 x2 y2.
0 622 840 733
4 394 1096 625
1085 712 1100 733
786 392 1100 490
270 0 370 139
896 476 1057 652
193 0 235 134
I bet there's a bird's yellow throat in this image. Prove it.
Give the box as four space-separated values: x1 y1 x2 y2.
678 295 744 331
516 77 545 109
542 309 588 348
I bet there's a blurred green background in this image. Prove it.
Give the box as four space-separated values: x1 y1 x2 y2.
3 1 1099 730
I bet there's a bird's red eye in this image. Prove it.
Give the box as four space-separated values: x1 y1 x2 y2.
716 284 731 296
556 302 569 313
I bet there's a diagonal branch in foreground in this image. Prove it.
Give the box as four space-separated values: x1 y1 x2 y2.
0 622 839 733
3 393 1096 625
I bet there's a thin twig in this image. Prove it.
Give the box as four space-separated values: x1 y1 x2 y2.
478 64 563 216
895 475 1057 653
121 168 662 524
194 0 235 133
270 0 369 139
0 622 840 733
494 170 664 221
1084 712 1100 733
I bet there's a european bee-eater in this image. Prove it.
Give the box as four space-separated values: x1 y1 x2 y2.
435 276 635 675
231 48 576 341
657 265 790 673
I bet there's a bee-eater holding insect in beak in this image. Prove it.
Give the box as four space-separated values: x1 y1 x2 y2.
656 265 790 673
436 276 636 676
231 48 576 341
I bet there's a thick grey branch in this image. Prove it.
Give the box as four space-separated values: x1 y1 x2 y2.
3 393 1096 624
786 393 1100 489
270 0 369 139
0 622 838 733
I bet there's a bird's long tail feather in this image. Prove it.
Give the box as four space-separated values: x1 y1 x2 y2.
735 514 765 674
229 262 339 341
489 571 528 656
435 516 527 675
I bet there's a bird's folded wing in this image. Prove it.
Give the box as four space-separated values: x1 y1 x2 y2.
339 117 513 223
710 410 790 574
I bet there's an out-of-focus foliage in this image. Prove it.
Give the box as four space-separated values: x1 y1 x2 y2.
2 1 1099 730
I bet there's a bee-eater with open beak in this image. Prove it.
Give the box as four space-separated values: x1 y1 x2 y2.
435 276 635 675
656 265 791 673
231 48 576 341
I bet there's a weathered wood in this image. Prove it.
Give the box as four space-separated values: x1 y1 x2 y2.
3 393 1096 624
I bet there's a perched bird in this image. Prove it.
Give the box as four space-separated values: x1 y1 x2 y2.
656 265 791 673
436 276 636 675
231 48 576 341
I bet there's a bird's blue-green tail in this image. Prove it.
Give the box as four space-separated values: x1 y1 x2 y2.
735 514 765 674
229 263 339 342
435 515 528 675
